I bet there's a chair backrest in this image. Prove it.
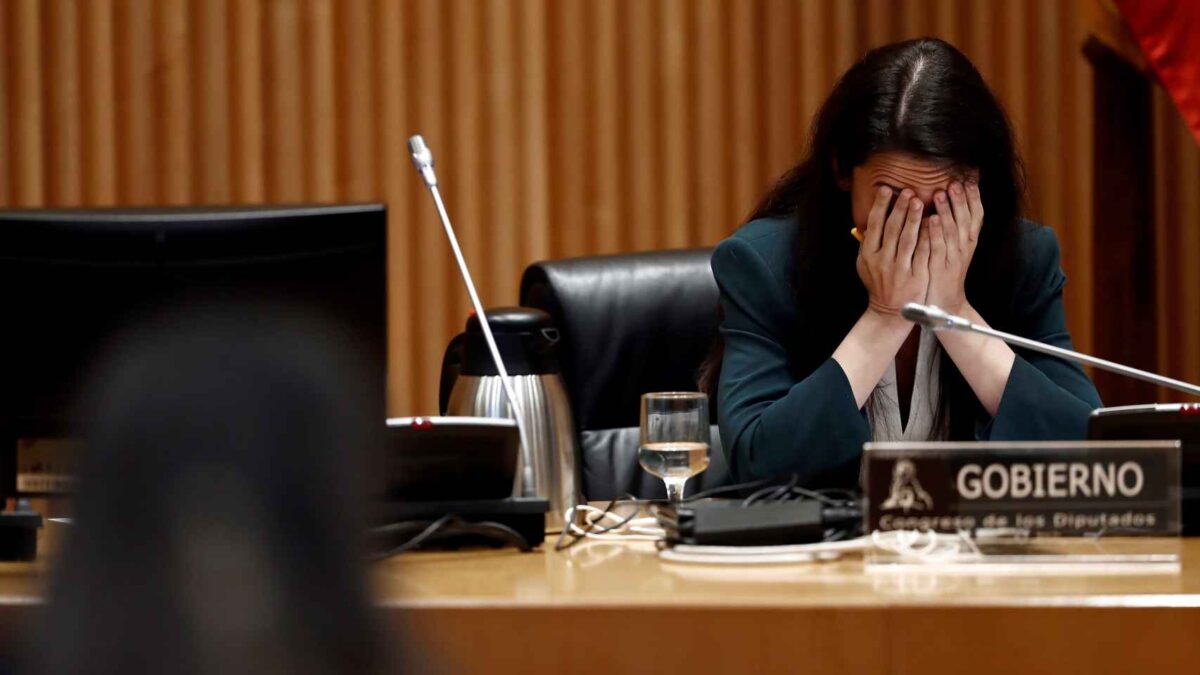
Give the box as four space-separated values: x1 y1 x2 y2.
519 248 730 499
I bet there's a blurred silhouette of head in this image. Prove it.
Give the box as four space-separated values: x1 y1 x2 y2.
29 300 387 675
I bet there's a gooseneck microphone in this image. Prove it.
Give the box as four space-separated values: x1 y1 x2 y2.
407 134 531 464
902 302 1200 397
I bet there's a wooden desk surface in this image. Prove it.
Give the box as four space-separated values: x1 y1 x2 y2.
373 538 1200 609
6 526 1200 673
376 538 1200 674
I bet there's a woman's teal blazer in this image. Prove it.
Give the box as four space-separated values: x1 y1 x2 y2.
712 216 1102 483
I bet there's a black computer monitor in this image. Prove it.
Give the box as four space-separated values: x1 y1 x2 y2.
0 204 387 500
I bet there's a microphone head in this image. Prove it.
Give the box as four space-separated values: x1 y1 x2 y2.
902 303 969 331
407 134 437 186
901 302 934 325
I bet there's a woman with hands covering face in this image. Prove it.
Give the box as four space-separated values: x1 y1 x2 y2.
702 39 1100 485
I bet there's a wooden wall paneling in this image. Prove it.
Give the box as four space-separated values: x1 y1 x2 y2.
303 0 336 202
933 0 963 47
619 0 659 252
692 0 727 246
263 0 303 202
548 0 588 258
229 0 265 203
0 3 8 207
338 0 376 204
517 0 550 266
797 0 830 133
409 0 452 415
485 0 521 303
373 0 412 416
726 0 760 228
1062 1 1095 356
155 0 193 205
6 0 1199 414
860 0 894 49
447 0 486 315
964 0 996 82
590 0 622 255
11 0 44 206
114 0 155 205
45 0 82 206
658 0 690 249
762 0 798 181
192 0 231 203
831 0 858 76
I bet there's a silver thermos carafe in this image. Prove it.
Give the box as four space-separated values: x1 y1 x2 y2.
445 307 580 529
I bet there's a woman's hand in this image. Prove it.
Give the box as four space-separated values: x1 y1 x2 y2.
837 187 930 408
926 179 1014 417
857 187 932 319
927 180 983 314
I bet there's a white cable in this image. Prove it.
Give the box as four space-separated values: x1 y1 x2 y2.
561 504 666 542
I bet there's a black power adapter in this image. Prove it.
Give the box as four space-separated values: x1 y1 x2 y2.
661 499 861 547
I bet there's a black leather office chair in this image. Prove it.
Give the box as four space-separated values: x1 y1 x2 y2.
519 248 731 500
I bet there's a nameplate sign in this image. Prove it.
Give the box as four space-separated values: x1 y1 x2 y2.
863 441 1181 536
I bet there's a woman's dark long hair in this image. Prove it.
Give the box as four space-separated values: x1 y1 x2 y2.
699 38 1025 439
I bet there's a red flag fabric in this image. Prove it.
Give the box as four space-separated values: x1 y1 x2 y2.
1115 0 1200 145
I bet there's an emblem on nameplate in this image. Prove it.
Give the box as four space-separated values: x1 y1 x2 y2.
880 459 933 512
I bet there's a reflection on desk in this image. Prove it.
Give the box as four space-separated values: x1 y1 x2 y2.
372 538 1200 674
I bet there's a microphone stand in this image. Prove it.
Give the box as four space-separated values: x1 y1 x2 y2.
901 302 1200 398
407 135 533 492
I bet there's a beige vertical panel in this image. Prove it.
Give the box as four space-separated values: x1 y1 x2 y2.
375 0 412 416
763 0 797 179
897 0 924 40
550 0 588 257
485 0 520 300
998 1 1029 197
447 0 486 317
1063 2 1093 355
156 0 192 204
862 0 895 48
0 4 9 206
338 0 375 202
193 0 231 202
692 0 725 245
659 0 690 248
45 0 82 206
1032 3 1064 245
934 0 963 47
115 0 155 204
798 0 830 134
622 0 660 250
10 0 44 206
590 0 621 254
964 0 996 81
518 0 550 264
264 0 303 201
832 0 857 75
727 0 759 223
410 0 451 413
304 0 336 201
80 0 118 205
229 0 265 203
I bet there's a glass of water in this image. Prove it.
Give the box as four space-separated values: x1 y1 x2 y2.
638 392 711 503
